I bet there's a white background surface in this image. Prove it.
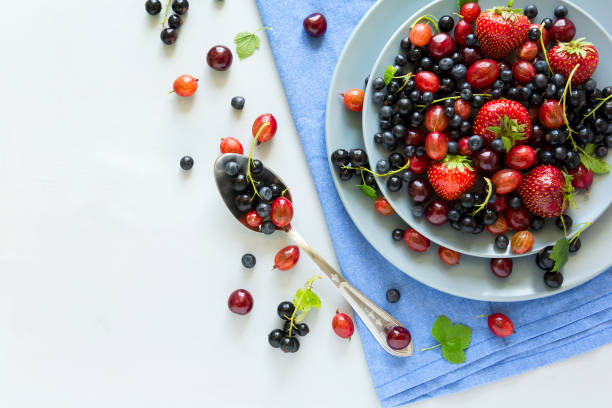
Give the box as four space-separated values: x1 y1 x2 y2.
0 1 609 407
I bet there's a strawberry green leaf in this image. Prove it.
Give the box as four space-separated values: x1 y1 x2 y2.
550 237 570 272
384 65 398 86
442 344 466 364
562 171 577 210
357 184 377 199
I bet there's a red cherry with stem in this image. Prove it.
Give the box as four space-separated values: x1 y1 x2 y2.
415 71 440 93
488 313 514 337
425 131 449 160
408 178 433 203
425 199 450 225
410 23 433 47
518 41 538 61
491 168 523 194
424 104 449 132
505 145 535 170
506 206 531 231
252 113 278 143
343 88 364 112
532 23 549 50
332 311 354 339
273 245 300 270
486 214 509 235
438 246 461 265
458 137 474 156
386 326 411 350
245 210 263 228
474 149 501 175
220 137 244 154
568 163 594 189
428 33 456 59
409 154 430 175
403 127 426 146
459 46 483 67
454 99 472 120
549 18 576 43
489 194 509 213
270 196 293 228
490 258 513 278
466 59 500 89
207 45 233 71
173 74 198 96
403 228 430 252
303 12 327 37
512 61 536 83
228 289 254 315
460 2 481 23
539 100 564 129
453 20 473 46
374 196 395 216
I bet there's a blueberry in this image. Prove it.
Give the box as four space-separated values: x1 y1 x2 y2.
439 57 454 71
543 271 563 289
527 27 541 41
234 194 252 212
467 135 483 151
460 88 473 101
523 4 538 19
392 228 404 241
509 196 521 209
387 175 403 192
596 145 608 157
145 0 162 15
534 60 548 73
412 204 424 217
422 91 434 105
495 235 509 250
386 288 401 303
376 159 391 174
500 69 513 82
231 96 245 110
465 33 477 47
260 220 276 234
373 91 385 104
472 94 484 108
537 246 555 270
554 5 568 18
224 161 240 176
256 202 271 218
372 77 385 91
448 208 461 222
491 138 505 153
551 73 565 87
450 64 467 80
531 216 545 231
556 214 573 230
180 155 194 170
241 253 256 268
447 140 459 154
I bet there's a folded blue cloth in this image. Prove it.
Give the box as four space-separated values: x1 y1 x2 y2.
255 0 612 406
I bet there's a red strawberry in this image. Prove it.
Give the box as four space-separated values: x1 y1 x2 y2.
475 0 530 59
473 99 532 149
427 155 477 201
518 165 573 218
548 38 599 85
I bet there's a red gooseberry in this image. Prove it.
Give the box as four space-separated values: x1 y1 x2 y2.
343 88 365 112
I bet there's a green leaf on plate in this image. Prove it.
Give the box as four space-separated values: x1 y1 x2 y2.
357 184 377 199
384 65 398 86
550 236 570 272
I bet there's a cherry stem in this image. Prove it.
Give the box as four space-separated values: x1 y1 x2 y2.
581 94 612 125
471 177 493 216
420 344 442 351
342 161 410 177
161 0 172 28
246 121 270 201
411 15 439 33
287 276 321 337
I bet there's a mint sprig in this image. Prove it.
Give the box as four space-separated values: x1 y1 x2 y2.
357 184 377 199
287 277 322 334
579 144 610 174
422 315 472 364
549 222 592 272
384 65 398 86
234 27 271 60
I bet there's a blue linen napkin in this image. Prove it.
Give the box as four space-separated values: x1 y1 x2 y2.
255 0 612 406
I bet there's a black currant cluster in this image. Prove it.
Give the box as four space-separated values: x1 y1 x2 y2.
536 219 580 289
145 0 190 45
268 301 310 353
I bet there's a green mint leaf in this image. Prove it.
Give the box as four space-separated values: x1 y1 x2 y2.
384 65 397 86
234 31 260 60
585 144 596 155
448 323 472 349
579 151 610 174
458 0 477 9
432 315 453 344
357 184 377 199
550 237 570 272
442 344 466 364
293 288 321 313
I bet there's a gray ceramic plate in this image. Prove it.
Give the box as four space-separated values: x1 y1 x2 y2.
325 0 612 301
362 0 612 258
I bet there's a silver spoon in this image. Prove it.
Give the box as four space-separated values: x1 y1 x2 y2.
214 153 413 357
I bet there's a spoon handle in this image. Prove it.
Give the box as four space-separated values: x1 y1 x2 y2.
285 228 413 357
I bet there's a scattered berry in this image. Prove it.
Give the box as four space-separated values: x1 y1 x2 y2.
438 246 461 265
386 288 401 303
180 155 194 170
231 96 245 110
241 253 256 268
207 45 233 71
490 258 512 278
343 88 365 112
487 313 514 337
332 311 354 339
173 74 198 96
228 289 254 315
303 12 327 37
273 245 300 271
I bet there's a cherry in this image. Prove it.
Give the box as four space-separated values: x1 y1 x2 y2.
428 33 455 59
207 45 233 71
408 178 432 203
173 74 198 96
424 104 449 132
273 245 300 270
403 127 426 146
512 61 536 83
332 311 354 339
489 194 509 213
486 214 509 235
466 59 500 89
374 196 395 216
518 41 538 61
490 258 513 278
474 149 501 175
549 18 576 42
453 20 472 46
488 313 514 337
343 88 364 112
252 113 278 143
459 46 483 67
460 2 481 23
425 131 449 160
506 206 531 231
245 210 263 228
270 196 293 228
458 137 474 156
303 12 327 37
539 99 564 129
532 23 549 50
415 71 440 93
410 23 433 47
438 246 461 265
491 168 523 194
408 154 430 175
403 228 430 252
228 289 254 315
568 163 594 189
454 99 472 120
386 326 411 350
505 145 535 170
425 199 450 225
511 230 534 254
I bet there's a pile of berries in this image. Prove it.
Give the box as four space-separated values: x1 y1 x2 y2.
145 0 190 45
332 2 611 289
268 301 310 353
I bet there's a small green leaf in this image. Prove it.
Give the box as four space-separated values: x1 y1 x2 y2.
448 323 472 349
357 184 377 199
585 144 596 155
458 0 477 9
234 31 260 60
550 237 570 272
442 344 466 364
293 288 321 313
432 315 453 344
384 65 397 86
501 136 513 152
579 151 610 174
